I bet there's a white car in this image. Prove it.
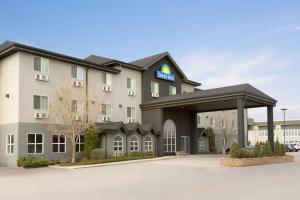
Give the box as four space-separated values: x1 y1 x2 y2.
293 144 300 151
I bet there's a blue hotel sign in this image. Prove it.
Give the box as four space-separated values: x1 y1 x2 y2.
155 64 175 82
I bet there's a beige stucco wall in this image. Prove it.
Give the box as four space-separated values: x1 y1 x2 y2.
181 83 195 93
18 52 86 124
0 53 20 124
88 65 142 123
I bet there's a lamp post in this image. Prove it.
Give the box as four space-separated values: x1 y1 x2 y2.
281 108 287 144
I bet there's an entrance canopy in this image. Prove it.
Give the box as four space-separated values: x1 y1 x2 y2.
141 84 276 111
141 84 277 150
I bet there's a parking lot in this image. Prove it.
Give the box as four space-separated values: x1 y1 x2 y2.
0 152 299 200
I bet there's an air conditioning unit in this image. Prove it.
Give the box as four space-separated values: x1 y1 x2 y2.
128 118 135 123
103 85 112 92
152 93 159 98
35 74 49 81
35 112 48 119
128 90 136 96
102 115 111 121
75 115 82 121
73 80 83 87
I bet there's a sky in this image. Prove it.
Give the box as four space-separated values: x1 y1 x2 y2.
1 0 300 122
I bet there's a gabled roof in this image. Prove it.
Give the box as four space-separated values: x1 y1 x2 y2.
141 83 277 110
85 55 143 71
124 123 144 134
196 128 208 137
95 122 128 133
130 52 201 86
0 41 120 74
141 124 160 135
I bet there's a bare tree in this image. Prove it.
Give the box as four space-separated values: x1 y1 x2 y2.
215 112 236 154
45 85 97 163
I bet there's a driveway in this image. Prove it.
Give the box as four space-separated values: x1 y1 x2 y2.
0 153 299 200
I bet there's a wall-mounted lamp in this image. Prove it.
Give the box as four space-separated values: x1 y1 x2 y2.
5 94 9 98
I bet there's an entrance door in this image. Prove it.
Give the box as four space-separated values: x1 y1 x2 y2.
163 119 176 154
181 136 190 154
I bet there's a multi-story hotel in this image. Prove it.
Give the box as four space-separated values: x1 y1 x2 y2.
248 119 300 145
0 41 277 166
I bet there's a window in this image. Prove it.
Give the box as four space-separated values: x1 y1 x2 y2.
144 136 153 152
34 95 48 110
221 119 225 128
151 81 159 96
163 119 176 153
127 107 136 121
52 135 66 153
34 57 49 73
169 86 176 95
28 133 43 154
130 136 139 151
197 115 201 127
6 134 14 155
71 66 84 80
102 72 112 86
210 117 215 126
113 135 123 156
127 78 136 91
76 135 85 152
102 104 112 116
198 138 205 151
71 100 83 113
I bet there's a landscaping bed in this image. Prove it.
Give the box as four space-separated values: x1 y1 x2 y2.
221 155 294 167
221 140 294 167
59 154 157 166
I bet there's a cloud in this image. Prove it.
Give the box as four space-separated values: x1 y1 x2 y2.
178 49 289 89
177 48 299 121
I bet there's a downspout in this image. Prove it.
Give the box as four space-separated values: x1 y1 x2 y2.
85 65 90 122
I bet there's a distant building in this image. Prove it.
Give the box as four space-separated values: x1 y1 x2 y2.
248 119 300 145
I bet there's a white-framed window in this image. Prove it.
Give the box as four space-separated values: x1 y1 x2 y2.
221 119 225 128
130 135 139 152
102 104 112 117
169 86 176 95
210 117 215 126
102 72 112 86
52 134 66 153
6 134 14 155
197 115 201 128
151 81 159 97
113 135 123 156
34 57 49 74
76 135 85 152
144 136 153 152
34 95 48 110
198 138 205 151
71 100 84 114
127 78 136 91
27 133 43 154
71 66 84 80
127 106 136 122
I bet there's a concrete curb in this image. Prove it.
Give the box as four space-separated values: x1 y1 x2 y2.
50 156 179 170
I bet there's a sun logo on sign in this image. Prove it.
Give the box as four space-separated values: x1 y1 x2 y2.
161 64 171 74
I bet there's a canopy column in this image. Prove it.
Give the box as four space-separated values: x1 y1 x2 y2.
237 98 245 148
267 106 274 151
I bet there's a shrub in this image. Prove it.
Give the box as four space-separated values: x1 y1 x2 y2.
130 151 143 157
230 142 240 158
263 141 273 157
90 148 105 160
144 151 155 157
17 156 54 168
280 144 286 156
207 127 216 153
238 148 255 158
254 142 263 157
84 125 100 159
274 140 281 156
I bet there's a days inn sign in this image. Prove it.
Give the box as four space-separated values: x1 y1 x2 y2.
155 64 175 82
